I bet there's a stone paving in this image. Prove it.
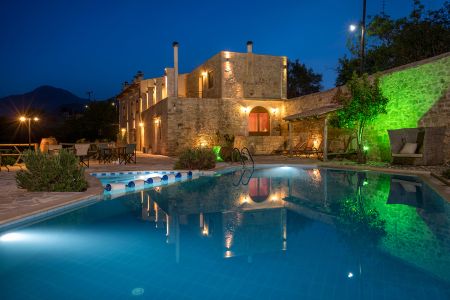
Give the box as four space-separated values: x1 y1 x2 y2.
0 153 448 226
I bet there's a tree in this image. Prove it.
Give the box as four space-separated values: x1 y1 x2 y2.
57 99 118 142
336 0 450 85
287 59 323 98
330 73 389 163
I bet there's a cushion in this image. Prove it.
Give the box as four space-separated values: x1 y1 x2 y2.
399 143 417 154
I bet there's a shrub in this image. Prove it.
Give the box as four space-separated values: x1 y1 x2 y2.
0 151 16 166
443 169 450 179
174 148 216 170
16 149 88 192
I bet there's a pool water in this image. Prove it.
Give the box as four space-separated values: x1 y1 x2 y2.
1 167 449 299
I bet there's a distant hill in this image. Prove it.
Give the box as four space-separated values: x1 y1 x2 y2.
0 85 89 117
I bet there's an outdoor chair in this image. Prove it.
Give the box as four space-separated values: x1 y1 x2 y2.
293 138 315 157
304 140 323 159
124 143 136 164
282 140 305 155
388 127 446 165
75 144 90 167
98 143 113 164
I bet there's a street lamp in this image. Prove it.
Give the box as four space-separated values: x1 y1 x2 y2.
19 116 39 148
349 0 367 74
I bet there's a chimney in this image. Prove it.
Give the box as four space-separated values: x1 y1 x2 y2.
247 41 253 53
135 70 143 82
173 41 179 98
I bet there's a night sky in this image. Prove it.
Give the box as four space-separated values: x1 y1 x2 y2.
0 0 446 100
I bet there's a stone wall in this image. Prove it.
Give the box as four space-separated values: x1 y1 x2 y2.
367 53 450 161
284 87 344 116
185 51 287 100
235 136 286 155
284 52 450 162
222 52 287 99
186 53 222 99
141 98 169 154
145 97 285 156
117 82 140 144
419 88 450 160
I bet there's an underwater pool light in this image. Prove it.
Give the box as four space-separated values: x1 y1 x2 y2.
0 232 25 242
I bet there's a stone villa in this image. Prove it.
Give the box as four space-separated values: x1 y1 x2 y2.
117 42 450 161
118 41 292 156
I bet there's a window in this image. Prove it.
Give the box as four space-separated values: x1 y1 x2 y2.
248 106 270 136
208 71 214 89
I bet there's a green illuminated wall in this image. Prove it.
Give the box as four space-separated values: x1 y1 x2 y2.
364 55 450 161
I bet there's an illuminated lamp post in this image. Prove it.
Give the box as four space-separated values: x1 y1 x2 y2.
349 0 367 74
19 116 39 149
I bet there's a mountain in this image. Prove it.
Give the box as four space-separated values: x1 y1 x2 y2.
0 85 89 117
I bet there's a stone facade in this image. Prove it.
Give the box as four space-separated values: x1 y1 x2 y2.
118 43 449 162
142 97 285 155
119 42 288 156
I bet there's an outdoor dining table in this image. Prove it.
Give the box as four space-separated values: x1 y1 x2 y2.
98 146 127 164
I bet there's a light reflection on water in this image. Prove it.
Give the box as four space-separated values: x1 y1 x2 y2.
0 167 449 299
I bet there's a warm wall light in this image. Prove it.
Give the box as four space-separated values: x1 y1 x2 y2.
201 71 208 77
139 122 144 127
271 108 278 114
241 106 250 114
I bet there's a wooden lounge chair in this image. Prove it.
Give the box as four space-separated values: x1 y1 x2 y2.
293 139 315 157
281 140 305 156
304 141 323 159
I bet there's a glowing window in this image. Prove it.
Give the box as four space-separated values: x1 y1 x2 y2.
248 106 270 136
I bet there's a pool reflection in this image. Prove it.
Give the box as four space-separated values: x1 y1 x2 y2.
142 167 449 282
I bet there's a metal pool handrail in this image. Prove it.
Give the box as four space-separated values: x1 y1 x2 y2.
232 147 245 166
241 147 254 169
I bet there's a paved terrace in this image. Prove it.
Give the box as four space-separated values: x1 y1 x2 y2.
0 153 449 227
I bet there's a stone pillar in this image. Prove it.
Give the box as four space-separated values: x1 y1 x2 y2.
288 122 292 156
323 116 328 161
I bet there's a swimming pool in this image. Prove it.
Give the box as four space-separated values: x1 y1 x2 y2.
1 166 449 299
